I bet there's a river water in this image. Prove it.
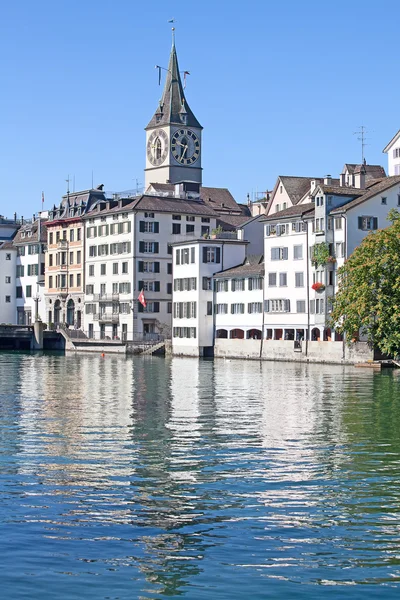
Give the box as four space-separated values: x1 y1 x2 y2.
1 353 400 599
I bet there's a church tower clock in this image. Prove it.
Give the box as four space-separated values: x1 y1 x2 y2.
144 37 203 190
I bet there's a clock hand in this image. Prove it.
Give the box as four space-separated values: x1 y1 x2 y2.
181 145 188 158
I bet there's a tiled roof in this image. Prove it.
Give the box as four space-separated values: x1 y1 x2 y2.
13 219 47 244
200 186 241 212
133 195 217 217
217 214 251 230
311 184 364 198
280 176 322 205
0 241 16 250
330 176 400 214
261 202 315 221
214 255 264 278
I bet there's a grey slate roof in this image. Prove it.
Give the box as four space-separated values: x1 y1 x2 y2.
343 163 386 178
0 241 16 250
146 43 201 130
261 202 315 221
330 176 400 214
48 188 106 222
214 255 264 278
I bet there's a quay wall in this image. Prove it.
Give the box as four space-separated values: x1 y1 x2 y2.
213 339 373 365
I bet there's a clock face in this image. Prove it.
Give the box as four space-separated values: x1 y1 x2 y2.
147 129 169 166
171 129 200 165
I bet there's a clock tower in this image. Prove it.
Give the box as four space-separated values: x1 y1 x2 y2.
145 38 203 190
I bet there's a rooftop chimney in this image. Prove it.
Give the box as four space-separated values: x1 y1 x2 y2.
324 175 333 185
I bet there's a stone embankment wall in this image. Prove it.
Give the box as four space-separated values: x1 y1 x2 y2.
214 339 373 365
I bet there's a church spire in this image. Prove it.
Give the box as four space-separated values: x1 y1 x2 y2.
146 40 202 130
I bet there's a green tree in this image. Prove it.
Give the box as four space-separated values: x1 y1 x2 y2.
331 209 400 356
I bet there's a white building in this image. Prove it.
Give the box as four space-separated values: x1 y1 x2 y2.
13 218 47 324
214 255 264 341
82 192 218 340
172 238 247 356
383 129 400 176
262 173 400 343
0 242 17 323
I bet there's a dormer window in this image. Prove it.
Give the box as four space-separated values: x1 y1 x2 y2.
69 208 74 217
21 232 25 238
156 114 162 124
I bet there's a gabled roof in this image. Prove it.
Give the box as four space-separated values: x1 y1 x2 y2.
383 129 400 153
0 241 16 250
311 184 364 198
330 176 400 214
146 43 201 130
200 186 242 213
261 202 315 222
342 163 386 179
214 254 264 278
279 176 321 205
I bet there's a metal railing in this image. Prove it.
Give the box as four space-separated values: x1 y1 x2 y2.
93 313 120 323
93 293 120 302
83 331 164 343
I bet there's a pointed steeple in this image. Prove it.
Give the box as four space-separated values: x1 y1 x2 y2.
146 41 202 130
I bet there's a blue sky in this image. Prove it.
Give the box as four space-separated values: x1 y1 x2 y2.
1 0 399 216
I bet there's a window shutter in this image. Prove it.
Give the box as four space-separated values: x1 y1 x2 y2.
373 217 378 230
154 242 159 254
203 247 207 263
358 216 363 230
310 300 315 314
216 247 221 263
155 281 160 292
138 280 143 290
154 302 160 313
154 222 159 233
284 299 290 312
248 303 252 313
232 279 236 291
231 304 234 314
154 262 160 273
266 225 271 236
283 247 288 260
138 302 143 313
264 300 270 312
167 283 172 294
127 221 131 233
248 279 252 291
241 304 244 314
138 261 144 273
139 241 144 253
139 221 145 232
176 249 180 265
191 247 195 263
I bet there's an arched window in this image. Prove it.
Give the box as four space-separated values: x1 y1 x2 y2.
155 137 162 160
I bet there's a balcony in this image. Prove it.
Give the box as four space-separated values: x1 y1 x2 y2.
57 240 69 249
93 313 120 323
93 293 120 302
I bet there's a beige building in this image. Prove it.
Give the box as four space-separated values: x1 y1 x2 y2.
45 187 106 327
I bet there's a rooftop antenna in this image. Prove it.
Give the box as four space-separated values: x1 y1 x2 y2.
133 178 142 195
66 175 70 202
353 125 369 164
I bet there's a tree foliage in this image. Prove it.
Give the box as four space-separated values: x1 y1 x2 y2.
331 210 400 356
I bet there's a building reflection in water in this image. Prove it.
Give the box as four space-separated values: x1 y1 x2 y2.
9 353 400 592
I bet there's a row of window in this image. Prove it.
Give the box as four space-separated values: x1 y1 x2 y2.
89 262 129 277
48 274 82 289
174 277 197 291
173 327 197 338
87 222 131 238
214 303 264 315
49 229 82 244
215 277 263 292
16 264 45 277
266 222 307 237
267 272 304 287
264 299 325 314
88 242 132 257
86 283 131 295
85 303 131 315
173 302 197 319
48 251 81 266
16 244 44 256
176 247 196 265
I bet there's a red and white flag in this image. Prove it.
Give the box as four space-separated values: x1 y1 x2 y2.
138 289 146 308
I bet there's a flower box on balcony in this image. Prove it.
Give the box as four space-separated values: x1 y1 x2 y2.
311 282 325 292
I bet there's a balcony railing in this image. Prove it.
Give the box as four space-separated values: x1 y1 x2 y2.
93 293 120 302
57 240 69 249
93 313 120 323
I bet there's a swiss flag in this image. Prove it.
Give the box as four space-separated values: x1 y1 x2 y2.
138 289 147 308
